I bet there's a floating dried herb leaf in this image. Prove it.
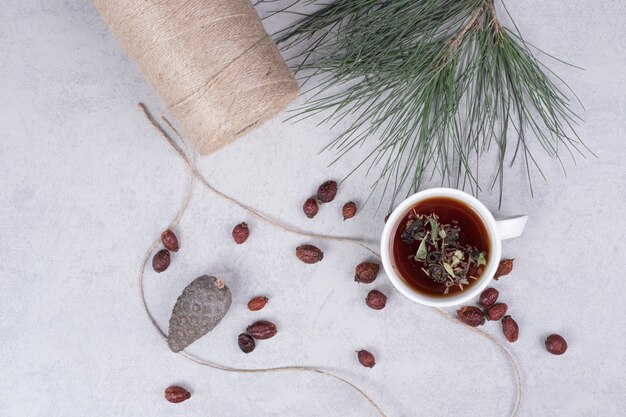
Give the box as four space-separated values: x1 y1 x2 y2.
415 237 428 261
401 220 424 244
477 252 487 267
401 212 487 293
451 250 464 267
429 217 439 244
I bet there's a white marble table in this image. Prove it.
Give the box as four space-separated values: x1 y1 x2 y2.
1 1 625 416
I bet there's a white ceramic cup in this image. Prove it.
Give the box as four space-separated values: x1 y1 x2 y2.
381 188 527 307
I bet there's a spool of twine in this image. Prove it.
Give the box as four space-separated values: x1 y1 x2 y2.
93 0 299 155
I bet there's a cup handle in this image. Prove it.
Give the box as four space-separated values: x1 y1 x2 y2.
495 215 528 240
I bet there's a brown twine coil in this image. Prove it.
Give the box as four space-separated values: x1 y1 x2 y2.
137 104 522 417
93 0 299 155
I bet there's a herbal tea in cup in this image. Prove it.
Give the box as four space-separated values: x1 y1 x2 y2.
381 188 527 307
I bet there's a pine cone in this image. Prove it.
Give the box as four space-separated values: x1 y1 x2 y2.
167 276 232 352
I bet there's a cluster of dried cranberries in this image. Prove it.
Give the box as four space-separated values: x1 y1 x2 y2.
238 296 276 354
457 286 518 343
300 181 385 367
152 229 180 272
456 259 568 354
352 260 385 367
302 180 358 221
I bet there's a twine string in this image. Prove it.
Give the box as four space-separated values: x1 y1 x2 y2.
138 103 521 417
139 103 380 258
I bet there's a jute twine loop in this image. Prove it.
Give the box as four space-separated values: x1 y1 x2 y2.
93 0 299 155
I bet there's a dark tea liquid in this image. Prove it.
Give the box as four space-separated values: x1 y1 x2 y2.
392 197 490 297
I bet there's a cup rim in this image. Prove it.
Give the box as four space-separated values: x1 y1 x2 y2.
380 188 502 307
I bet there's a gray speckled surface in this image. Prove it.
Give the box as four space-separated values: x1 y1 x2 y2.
1 1 625 416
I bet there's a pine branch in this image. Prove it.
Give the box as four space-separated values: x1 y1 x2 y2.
266 0 586 209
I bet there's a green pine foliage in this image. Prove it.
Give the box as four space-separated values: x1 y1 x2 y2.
266 0 587 208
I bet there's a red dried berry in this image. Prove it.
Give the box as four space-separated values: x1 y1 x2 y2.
486 303 508 321
247 320 278 340
232 222 250 244
365 290 387 310
494 259 514 279
164 386 191 403
152 249 170 273
238 333 256 353
161 229 179 252
303 197 320 219
296 245 324 264
384 214 390 223
354 262 380 284
457 306 485 327
501 316 519 343
342 202 357 220
545 334 567 355
357 350 376 368
247 296 268 311
478 287 499 308
317 180 338 203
